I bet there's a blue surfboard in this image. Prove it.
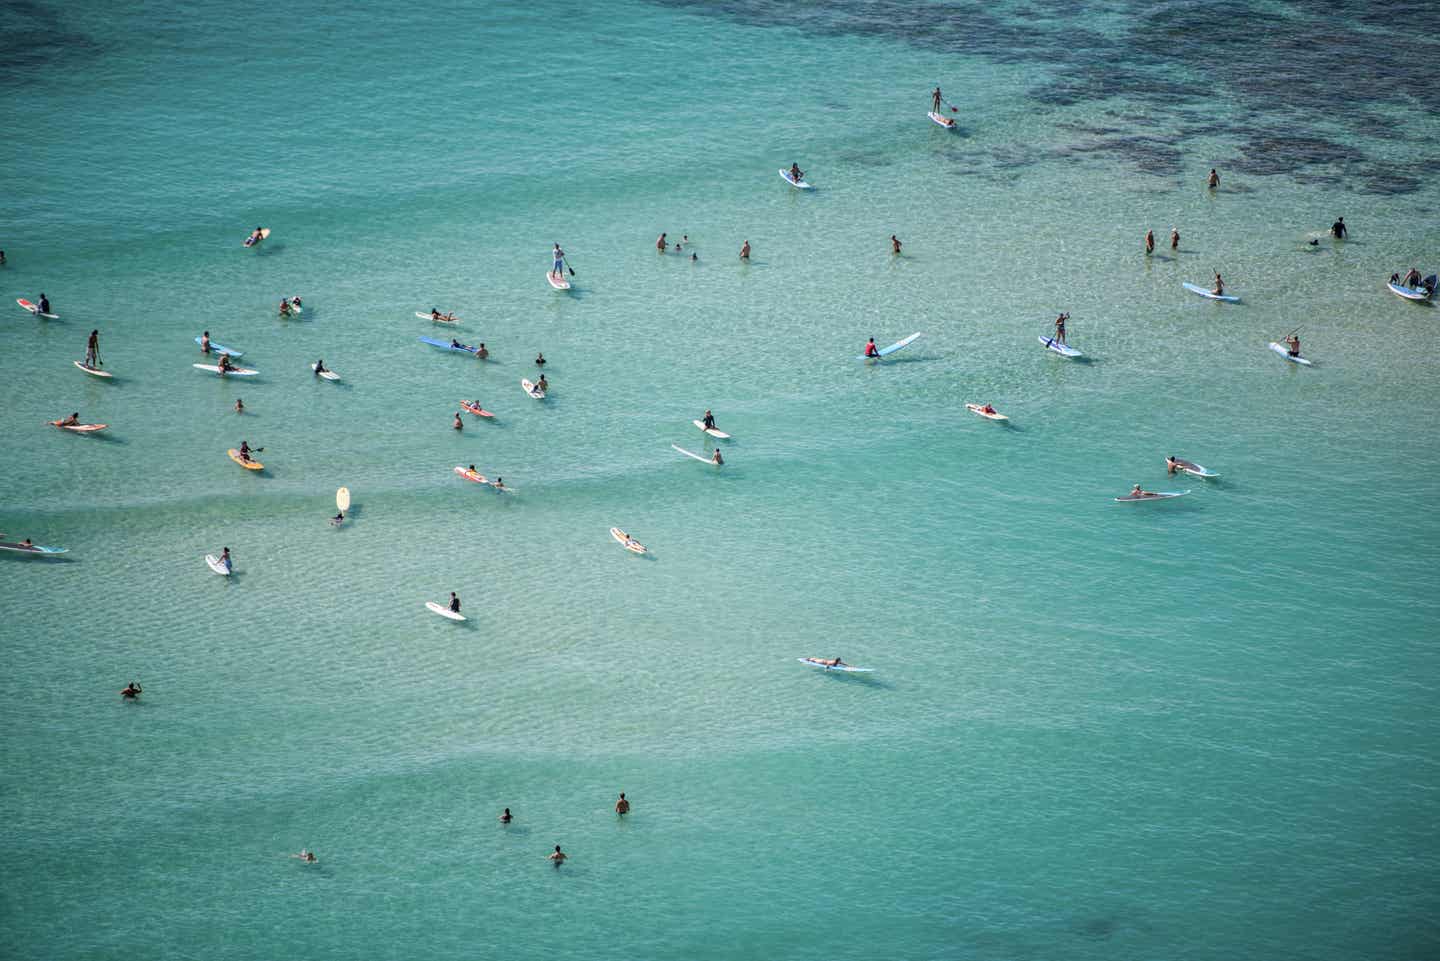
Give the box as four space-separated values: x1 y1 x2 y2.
419 336 480 355
858 331 921 361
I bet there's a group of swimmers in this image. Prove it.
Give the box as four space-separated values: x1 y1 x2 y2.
655 233 699 262
278 295 303 316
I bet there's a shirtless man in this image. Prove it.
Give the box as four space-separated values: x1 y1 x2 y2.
740 239 750 261
548 845 567 865
615 793 630 816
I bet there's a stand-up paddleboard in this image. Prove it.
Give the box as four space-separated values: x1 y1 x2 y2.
194 363 258 376
797 657 873 673
242 227 271 248
1182 282 1240 302
228 448 263 470
205 553 232 576
779 168 814 190
1268 342 1312 366
859 332 922 361
693 420 730 439
1038 335 1082 357
73 361 112 378
521 378 545 399
1386 276 1435 301
1170 458 1219 479
0 541 67 555
416 312 459 323
454 466 488 484
310 363 340 381
546 271 571 290
965 404 1009 422
195 336 243 357
672 444 721 466
50 420 107 432
419 336 480 355
336 487 351 513
610 528 647 554
927 110 956 129
1115 490 1190 502
461 401 495 418
425 600 466 621
17 299 58 319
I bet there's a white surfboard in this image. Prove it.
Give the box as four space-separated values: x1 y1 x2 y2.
311 363 340 381
779 168 814 189
1182 282 1240 302
692 419 730 439
205 554 232 576
1115 490 1190 502
417 312 459 323
426 600 466 621
672 444 721 465
927 110 956 128
1268 342 1312 366
965 404 1009 422
336 487 350 512
521 378 545 399
1170 458 1219 479
1038 335 1082 358
74 361 113 378
610 527 647 554
546 271 571 290
194 363 257 376
797 657 873 673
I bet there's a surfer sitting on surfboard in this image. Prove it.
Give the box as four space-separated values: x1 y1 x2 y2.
536 374 548 393
702 410 717 431
218 352 235 374
57 412 79 427
978 404 997 416
38 294 51 315
313 359 328 377
551 244 565 278
449 592 461 614
237 442 253 463
864 338 880 358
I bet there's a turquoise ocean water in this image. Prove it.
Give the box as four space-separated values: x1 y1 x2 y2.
3 1 1440 957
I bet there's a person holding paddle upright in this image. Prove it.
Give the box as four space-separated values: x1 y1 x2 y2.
551 243 565 280
85 329 100 368
932 86 943 112
1054 312 1069 345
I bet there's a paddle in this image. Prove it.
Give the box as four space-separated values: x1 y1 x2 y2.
563 256 575 277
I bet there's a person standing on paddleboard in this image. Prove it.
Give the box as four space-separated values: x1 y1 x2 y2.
85 329 100 368
932 86 942 112
1054 313 1069 345
1285 333 1301 358
1170 227 1179 250
551 243 565 278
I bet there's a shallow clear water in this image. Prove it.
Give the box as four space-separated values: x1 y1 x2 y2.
2 1 1439 958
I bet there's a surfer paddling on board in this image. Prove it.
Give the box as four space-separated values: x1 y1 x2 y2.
247 226 265 245
1211 273 1225 297
824 657 847 667
430 308 457 322
864 337 881 359
1285 333 1301 358
57 412 80 427
702 410 717 432
1130 485 1156 498
237 441 256 463
1054 312 1069 345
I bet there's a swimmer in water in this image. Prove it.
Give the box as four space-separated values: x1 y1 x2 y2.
711 449 724 466
235 398 244 414
499 808 513 823
1170 228 1179 250
740 239 750 260
548 845 567 865
615 793 630 815
1166 456 1182 474
1207 168 1219 189
656 232 667 253
219 547 232 571
891 234 902 254
120 681 142 699
453 412 463 430
290 849 318 863
535 352 546 367
477 343 488 359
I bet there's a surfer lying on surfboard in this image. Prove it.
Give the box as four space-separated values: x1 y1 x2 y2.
430 308 457 322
